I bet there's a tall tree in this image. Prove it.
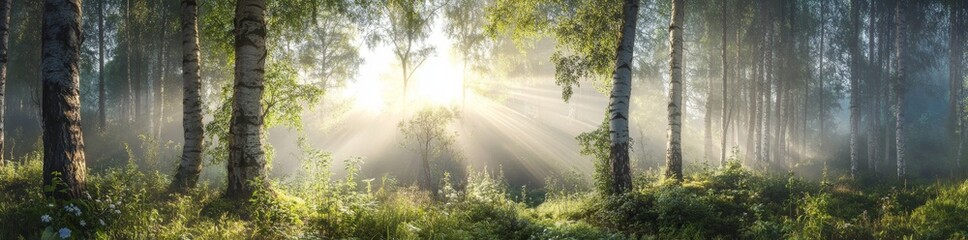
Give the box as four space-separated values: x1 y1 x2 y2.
155 0 167 137
665 0 684 182
0 0 8 165
42 0 86 199
226 0 269 199
373 0 439 102
849 0 861 177
720 0 729 166
949 0 964 170
894 0 906 179
867 0 879 173
606 0 639 194
170 0 203 192
123 0 133 123
97 0 105 129
443 0 489 108
818 0 827 157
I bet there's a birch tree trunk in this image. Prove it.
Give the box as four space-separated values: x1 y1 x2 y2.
704 55 713 163
849 0 861 178
867 0 878 173
607 0 639 194
746 48 759 164
171 0 204 192
97 0 105 130
664 0 684 182
42 0 86 199
818 0 826 157
766 4 777 164
895 0 906 179
226 0 269 199
0 0 8 165
720 0 729 166
156 0 166 138
124 0 132 123
949 0 964 170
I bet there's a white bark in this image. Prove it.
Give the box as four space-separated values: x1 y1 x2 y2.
227 0 269 198
665 0 684 181
607 0 639 193
171 0 204 192
895 0 906 179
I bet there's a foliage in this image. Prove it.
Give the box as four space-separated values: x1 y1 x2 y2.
486 0 624 101
576 120 613 194
2 144 968 239
398 107 461 195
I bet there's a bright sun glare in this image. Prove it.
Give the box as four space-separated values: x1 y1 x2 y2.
347 28 466 113
412 55 464 106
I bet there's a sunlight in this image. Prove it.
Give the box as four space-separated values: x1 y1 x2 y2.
412 55 464 107
346 77 385 114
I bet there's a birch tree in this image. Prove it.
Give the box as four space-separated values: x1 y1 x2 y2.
605 0 639 193
720 0 729 166
849 0 861 177
665 0 684 182
97 0 105 129
171 0 204 192
894 0 906 179
949 0 964 169
226 0 269 199
0 0 8 165
42 0 87 199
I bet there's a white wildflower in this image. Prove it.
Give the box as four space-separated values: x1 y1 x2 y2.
99 219 105 226
79 220 86 226
40 215 51 223
57 228 71 239
48 204 54 208
108 204 115 209
114 209 121 214
405 222 420 232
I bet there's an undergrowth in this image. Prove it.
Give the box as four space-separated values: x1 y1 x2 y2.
1 148 966 239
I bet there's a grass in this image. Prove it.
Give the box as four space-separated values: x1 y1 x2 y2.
1 147 966 240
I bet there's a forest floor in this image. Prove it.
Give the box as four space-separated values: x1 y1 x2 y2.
1 146 966 240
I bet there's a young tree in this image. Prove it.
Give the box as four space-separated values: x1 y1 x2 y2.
665 0 684 182
399 108 457 198
226 0 269 199
42 0 87 199
605 0 639 193
171 0 204 192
